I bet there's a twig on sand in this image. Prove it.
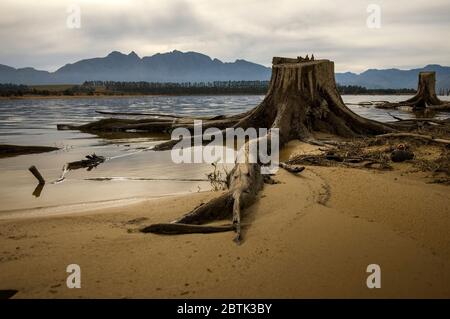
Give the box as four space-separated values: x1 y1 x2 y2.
28 165 45 184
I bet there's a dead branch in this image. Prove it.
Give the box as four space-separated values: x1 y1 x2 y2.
376 133 450 145
28 165 45 184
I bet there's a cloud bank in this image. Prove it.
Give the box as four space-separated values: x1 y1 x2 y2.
0 0 449 72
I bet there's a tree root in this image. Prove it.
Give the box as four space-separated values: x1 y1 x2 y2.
279 162 305 173
140 223 236 234
142 160 264 243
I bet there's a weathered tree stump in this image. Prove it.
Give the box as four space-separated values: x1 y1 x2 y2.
54 56 450 243
377 72 450 111
141 57 396 242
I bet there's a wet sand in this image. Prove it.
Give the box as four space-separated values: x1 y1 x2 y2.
0 140 449 298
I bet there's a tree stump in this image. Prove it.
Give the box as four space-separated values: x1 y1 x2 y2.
142 57 396 242
378 72 450 111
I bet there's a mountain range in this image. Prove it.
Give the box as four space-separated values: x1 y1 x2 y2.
0 50 271 85
335 65 450 90
1 50 449 90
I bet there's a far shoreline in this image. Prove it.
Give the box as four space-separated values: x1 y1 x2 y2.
0 92 418 101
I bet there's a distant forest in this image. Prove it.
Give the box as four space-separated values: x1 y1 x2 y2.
1 81 448 97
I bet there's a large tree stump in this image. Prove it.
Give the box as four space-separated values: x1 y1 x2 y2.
52 56 449 243
141 57 396 242
378 72 450 111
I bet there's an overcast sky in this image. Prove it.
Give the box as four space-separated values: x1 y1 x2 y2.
0 0 449 73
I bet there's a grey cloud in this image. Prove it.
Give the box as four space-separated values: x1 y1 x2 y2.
0 0 449 73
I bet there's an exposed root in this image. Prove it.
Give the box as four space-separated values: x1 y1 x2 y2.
279 162 305 174
143 162 263 244
287 139 393 170
140 223 236 234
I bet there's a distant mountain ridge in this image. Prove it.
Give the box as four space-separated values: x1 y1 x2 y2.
335 64 450 91
0 50 449 90
0 50 271 84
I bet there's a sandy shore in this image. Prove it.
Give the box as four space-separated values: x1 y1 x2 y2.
0 142 449 298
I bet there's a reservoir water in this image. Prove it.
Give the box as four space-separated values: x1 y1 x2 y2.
0 95 449 216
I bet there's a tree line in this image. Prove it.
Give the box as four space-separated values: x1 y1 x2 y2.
1 81 447 97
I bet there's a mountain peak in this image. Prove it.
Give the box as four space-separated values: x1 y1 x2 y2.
107 51 125 58
128 51 140 59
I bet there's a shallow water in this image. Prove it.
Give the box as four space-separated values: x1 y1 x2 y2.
0 94 449 215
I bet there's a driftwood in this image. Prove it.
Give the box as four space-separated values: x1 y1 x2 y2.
95 110 184 118
95 110 228 121
387 113 449 125
287 153 391 170
141 223 236 234
377 72 450 111
85 177 208 182
57 113 248 135
28 165 45 184
279 162 305 173
376 133 450 145
29 165 46 198
66 154 105 171
29 154 107 189
141 161 263 243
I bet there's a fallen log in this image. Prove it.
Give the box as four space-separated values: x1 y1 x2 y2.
95 110 183 118
95 110 229 120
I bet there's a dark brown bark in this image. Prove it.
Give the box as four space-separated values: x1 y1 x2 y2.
233 58 395 144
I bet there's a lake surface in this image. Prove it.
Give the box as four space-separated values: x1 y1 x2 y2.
0 94 449 216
